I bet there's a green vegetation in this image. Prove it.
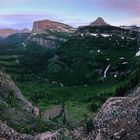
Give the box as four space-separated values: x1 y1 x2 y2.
47 35 138 85
0 29 140 132
115 64 140 96
0 96 49 134
6 90 16 107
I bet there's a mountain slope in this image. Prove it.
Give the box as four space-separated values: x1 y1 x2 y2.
46 31 139 85
0 71 51 135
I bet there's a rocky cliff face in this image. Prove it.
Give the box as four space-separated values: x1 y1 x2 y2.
29 36 64 48
88 84 140 140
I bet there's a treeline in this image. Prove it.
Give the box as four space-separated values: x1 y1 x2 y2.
115 65 140 96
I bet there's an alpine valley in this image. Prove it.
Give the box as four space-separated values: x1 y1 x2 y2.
0 17 140 140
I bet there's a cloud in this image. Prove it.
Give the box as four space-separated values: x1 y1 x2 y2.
0 13 93 29
96 0 140 16
129 17 140 25
0 14 49 29
58 16 93 27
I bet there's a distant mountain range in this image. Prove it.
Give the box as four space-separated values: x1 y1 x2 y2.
1 17 140 38
120 25 140 32
0 17 139 49
0 28 30 38
31 17 109 34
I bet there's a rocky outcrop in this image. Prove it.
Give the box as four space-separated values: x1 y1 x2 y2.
0 71 38 114
0 120 33 140
88 84 140 140
0 120 64 140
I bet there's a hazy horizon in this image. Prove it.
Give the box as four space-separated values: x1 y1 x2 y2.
0 0 140 29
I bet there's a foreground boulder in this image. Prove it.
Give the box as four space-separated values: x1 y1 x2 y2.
89 85 140 140
0 120 33 140
0 120 64 140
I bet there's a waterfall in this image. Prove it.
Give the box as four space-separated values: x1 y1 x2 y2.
103 64 111 78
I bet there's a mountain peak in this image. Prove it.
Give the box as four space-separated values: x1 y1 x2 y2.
21 28 31 33
32 19 73 34
90 17 109 26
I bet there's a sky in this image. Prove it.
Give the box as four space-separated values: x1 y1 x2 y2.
0 0 140 29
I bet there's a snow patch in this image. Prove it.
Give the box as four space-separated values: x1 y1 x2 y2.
121 36 124 40
16 59 19 64
50 29 54 32
90 50 93 53
119 57 125 60
90 33 98 37
22 42 26 48
101 34 110 37
60 83 64 87
135 48 140 56
122 62 128 65
52 81 57 84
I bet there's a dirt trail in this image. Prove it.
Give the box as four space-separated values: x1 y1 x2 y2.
42 105 63 121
